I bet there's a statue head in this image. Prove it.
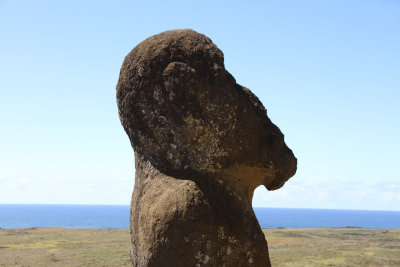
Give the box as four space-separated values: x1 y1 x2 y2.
117 29 296 192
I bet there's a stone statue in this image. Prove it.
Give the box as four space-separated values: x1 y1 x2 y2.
116 29 297 266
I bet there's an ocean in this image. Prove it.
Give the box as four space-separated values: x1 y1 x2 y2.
0 204 399 229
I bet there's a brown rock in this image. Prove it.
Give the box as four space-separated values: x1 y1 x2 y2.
116 29 297 267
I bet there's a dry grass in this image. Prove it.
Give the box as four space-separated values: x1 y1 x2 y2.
0 227 399 266
264 228 400 267
0 228 131 266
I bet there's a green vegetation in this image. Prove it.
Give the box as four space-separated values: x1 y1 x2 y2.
0 227 399 266
264 228 400 266
0 228 130 266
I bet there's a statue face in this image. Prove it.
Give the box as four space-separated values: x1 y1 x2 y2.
218 84 297 190
117 29 296 190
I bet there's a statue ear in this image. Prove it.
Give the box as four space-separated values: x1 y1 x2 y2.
162 62 196 104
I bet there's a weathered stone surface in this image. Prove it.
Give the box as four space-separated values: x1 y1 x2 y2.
116 29 297 267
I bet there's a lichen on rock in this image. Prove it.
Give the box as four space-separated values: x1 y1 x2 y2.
117 29 297 266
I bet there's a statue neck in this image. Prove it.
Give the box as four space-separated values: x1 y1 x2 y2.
134 154 263 213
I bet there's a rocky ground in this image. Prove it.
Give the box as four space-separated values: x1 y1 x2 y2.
0 227 399 266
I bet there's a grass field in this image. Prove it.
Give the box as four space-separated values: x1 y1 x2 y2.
263 228 400 266
0 227 399 266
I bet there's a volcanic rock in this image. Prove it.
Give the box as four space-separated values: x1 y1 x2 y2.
116 29 297 267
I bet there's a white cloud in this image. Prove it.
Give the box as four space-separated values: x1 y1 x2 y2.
382 191 397 202
20 177 31 184
252 179 400 211
0 174 134 205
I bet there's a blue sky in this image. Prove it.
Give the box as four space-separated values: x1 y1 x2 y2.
0 0 399 210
